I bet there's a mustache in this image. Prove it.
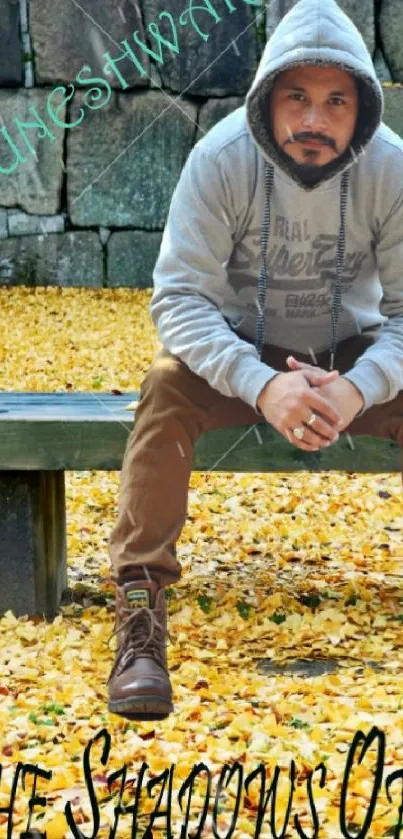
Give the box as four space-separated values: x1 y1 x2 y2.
288 132 335 149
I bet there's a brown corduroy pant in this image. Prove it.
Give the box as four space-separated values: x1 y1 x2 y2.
108 330 403 587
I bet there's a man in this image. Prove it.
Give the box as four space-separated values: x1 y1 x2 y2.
107 0 403 721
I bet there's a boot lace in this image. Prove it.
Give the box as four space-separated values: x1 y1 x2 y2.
107 605 173 679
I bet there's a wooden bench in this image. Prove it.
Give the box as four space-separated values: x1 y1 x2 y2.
0 391 400 619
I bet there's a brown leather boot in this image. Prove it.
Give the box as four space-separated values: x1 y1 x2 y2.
107 577 174 720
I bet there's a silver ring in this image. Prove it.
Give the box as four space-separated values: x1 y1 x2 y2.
293 426 305 440
307 413 316 426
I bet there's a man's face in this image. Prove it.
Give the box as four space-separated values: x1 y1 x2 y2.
269 66 359 169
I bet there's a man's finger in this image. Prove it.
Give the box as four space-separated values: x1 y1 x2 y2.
286 355 316 371
302 368 339 385
302 388 343 426
287 356 339 379
285 429 321 451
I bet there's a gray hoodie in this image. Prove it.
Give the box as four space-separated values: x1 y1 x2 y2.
150 0 403 416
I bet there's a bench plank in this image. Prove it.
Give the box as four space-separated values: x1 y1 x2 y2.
194 423 402 473
0 391 400 472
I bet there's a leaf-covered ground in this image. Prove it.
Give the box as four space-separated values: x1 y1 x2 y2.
0 286 402 838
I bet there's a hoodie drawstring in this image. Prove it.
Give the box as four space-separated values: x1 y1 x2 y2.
330 169 350 369
255 164 275 358
255 163 350 371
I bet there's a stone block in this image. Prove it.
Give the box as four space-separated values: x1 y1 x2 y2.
0 89 64 214
0 209 7 239
0 232 103 287
107 230 163 287
374 46 393 82
29 0 149 89
142 0 259 96
382 84 403 138
379 0 403 83
0 0 22 85
196 96 245 140
8 212 65 236
67 90 196 229
149 65 163 90
266 0 375 58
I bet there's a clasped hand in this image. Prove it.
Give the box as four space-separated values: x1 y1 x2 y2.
257 356 364 452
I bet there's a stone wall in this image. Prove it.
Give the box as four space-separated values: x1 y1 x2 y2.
0 0 401 288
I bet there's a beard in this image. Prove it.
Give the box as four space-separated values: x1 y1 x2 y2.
274 138 341 185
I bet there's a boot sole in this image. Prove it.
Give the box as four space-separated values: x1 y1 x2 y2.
108 696 174 721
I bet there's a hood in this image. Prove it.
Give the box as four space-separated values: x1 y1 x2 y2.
244 0 384 373
246 0 384 190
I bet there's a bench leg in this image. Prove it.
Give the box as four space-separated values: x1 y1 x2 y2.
0 470 68 618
